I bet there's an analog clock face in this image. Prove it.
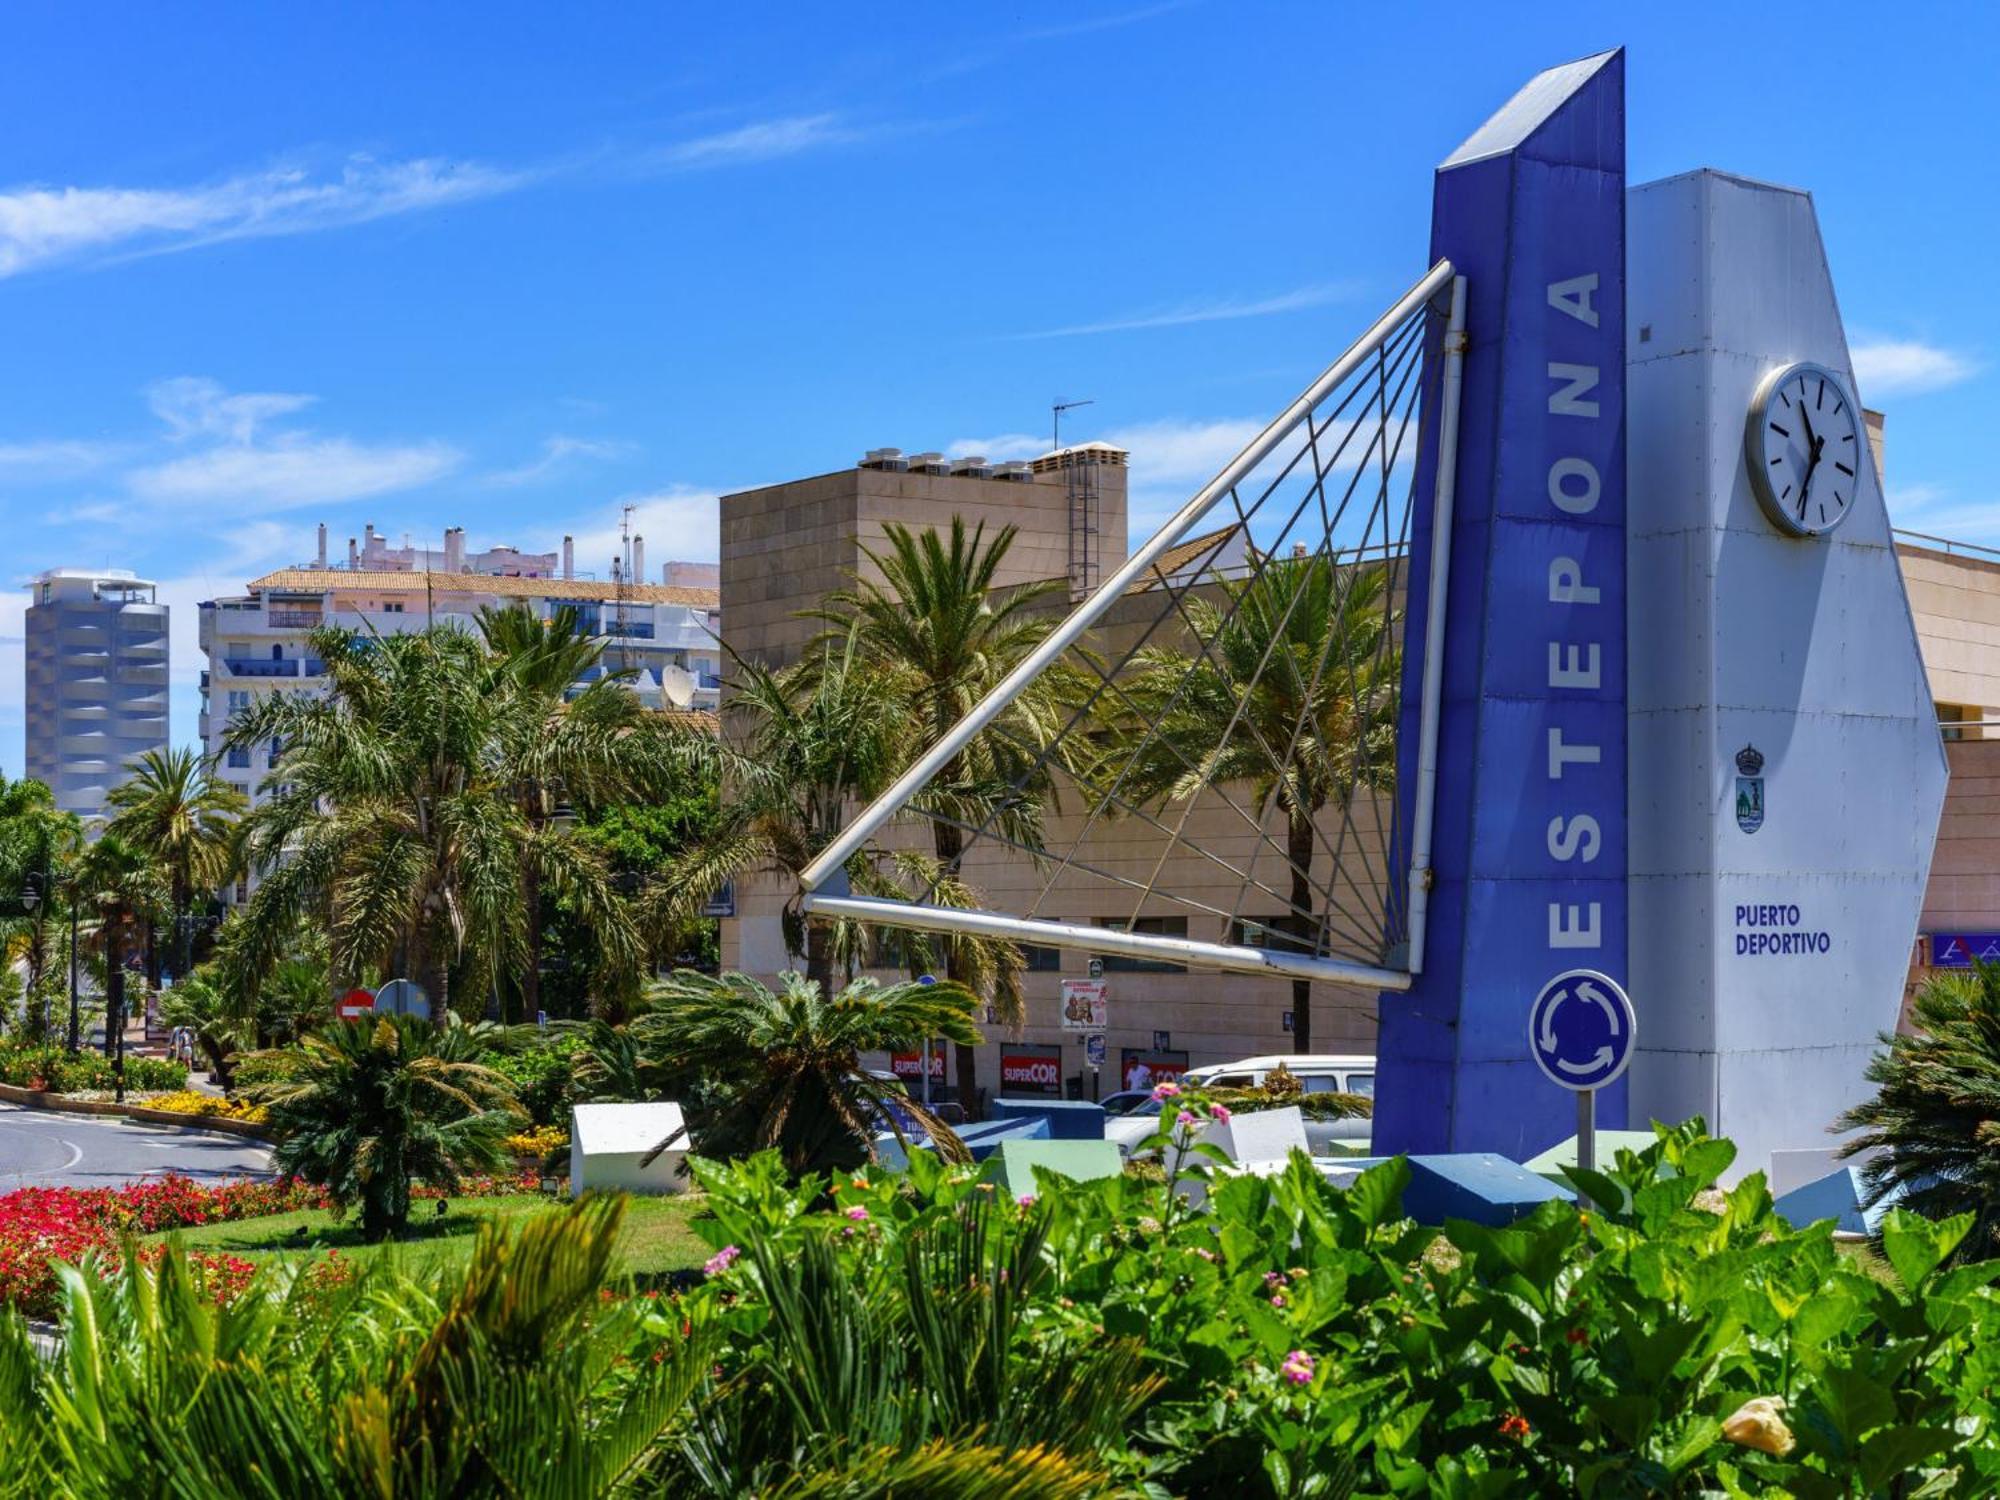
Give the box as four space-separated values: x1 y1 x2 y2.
1744 362 1863 538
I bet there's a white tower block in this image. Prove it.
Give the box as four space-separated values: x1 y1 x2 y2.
1626 170 1946 1178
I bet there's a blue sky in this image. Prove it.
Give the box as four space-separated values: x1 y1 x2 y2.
2 3 1993 774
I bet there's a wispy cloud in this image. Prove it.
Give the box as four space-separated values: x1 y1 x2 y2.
485 435 636 488
643 114 865 171
1003 283 1357 340
1852 339 1980 398
0 438 121 475
0 112 889 280
551 486 724 577
122 376 460 515
1017 0 1196 43
0 156 529 279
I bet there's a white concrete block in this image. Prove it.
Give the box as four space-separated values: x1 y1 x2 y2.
570 1101 690 1197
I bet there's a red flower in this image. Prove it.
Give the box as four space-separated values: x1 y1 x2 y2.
1498 1413 1531 1440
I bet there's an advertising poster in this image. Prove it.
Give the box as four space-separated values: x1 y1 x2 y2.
1060 979 1107 1031
998 1043 1064 1097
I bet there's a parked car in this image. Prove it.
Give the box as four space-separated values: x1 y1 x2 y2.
1097 1089 1156 1117
1105 1054 1377 1159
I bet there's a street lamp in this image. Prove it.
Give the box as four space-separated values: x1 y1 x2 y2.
18 875 43 1039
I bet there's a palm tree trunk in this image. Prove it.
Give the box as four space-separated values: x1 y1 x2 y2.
521 865 542 1026
804 916 835 997
1286 812 1315 1056
144 915 161 990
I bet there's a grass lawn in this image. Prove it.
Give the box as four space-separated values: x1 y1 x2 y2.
146 1193 713 1278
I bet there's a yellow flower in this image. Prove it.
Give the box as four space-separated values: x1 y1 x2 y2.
1722 1397 1795 1457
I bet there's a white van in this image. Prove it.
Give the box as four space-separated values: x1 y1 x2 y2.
1182 1054 1376 1100
1105 1054 1377 1157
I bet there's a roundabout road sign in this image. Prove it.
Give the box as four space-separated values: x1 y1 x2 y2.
1528 969 1635 1091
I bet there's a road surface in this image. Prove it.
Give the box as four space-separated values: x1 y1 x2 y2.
0 1103 273 1192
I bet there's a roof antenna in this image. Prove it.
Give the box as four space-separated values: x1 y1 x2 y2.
1052 397 1093 454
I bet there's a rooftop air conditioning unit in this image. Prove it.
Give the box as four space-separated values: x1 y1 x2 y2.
949 455 994 477
859 447 909 471
994 461 1034 482
908 451 950 475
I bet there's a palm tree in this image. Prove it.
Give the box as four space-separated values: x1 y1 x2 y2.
0 777 80 1040
814 516 1077 1106
476 603 698 1021
157 966 252 1087
633 968 981 1177
225 625 642 1021
652 627 907 996
252 1012 522 1239
105 746 244 985
73 832 166 1092
1117 555 1400 1053
1837 965 2000 1263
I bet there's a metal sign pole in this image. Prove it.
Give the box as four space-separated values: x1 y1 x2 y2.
1576 1088 1596 1211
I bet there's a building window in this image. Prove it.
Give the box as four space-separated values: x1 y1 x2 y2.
1095 916 1188 974
1228 916 1307 952
382 601 405 614
225 747 251 769
1939 702 1975 742
226 690 251 714
270 644 284 661
1021 941 1063 972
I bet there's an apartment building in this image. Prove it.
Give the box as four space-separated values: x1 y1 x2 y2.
197 523 722 833
24 569 169 824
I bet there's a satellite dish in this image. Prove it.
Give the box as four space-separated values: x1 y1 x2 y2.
659 664 696 709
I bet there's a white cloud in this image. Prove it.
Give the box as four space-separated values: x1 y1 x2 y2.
122 377 460 516
130 438 461 512
0 113 885 281
645 114 863 171
485 435 635 487
0 438 120 476
147 375 317 444
549 486 724 578
1004 284 1357 341
1851 339 1980 398
0 156 529 278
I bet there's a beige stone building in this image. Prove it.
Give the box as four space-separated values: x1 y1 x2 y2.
720 432 2000 1106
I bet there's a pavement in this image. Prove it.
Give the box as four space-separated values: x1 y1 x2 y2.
0 1103 274 1192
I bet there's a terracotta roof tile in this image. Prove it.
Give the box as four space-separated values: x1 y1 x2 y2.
248 568 719 608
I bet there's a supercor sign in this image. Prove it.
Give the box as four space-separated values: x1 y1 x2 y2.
999 1044 1063 1096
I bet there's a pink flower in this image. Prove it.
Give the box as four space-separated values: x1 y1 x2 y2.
1270 1293 1286 1308
1263 1271 1286 1288
845 1206 869 1222
1280 1349 1315 1386
1176 1110 1197 1128
1017 1194 1036 1208
1151 1081 1180 1100
702 1245 741 1276
1211 1104 1232 1124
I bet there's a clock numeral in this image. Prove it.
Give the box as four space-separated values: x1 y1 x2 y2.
1842 433 1853 442
1834 462 1854 478
1769 422 1790 437
1781 484 1792 500
1816 379 1825 410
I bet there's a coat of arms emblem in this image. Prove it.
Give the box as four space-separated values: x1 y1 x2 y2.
1735 744 1765 834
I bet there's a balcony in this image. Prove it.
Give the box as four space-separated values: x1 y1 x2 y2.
270 610 323 629
222 658 301 678
302 658 326 677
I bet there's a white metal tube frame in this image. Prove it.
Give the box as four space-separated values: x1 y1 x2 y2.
1402 274 1468 976
798 260 1462 991
804 894 1416 990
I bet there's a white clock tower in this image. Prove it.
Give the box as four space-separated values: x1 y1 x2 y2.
1625 169 1947 1179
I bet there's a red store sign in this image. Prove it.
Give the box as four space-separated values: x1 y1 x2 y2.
999 1044 1063 1096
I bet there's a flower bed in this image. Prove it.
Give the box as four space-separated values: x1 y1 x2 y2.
0 1167 544 1319
142 1089 270 1125
0 1175 332 1318
503 1124 568 1157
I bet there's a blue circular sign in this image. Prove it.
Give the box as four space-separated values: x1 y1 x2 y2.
1528 968 1635 1091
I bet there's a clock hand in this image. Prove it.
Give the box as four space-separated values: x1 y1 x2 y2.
1799 437 1824 517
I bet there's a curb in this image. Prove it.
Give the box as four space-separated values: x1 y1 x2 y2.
0 1083 274 1143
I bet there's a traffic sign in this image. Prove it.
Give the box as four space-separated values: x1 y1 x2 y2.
1528 969 1635 1091
372 978 429 1019
336 987 375 1021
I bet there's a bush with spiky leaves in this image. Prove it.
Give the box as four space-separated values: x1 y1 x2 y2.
633 968 980 1176
1839 963 2000 1262
252 1014 522 1239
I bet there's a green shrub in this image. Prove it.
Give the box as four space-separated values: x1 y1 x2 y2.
227 1047 303 1091
0 1044 186 1094
482 1033 584 1127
